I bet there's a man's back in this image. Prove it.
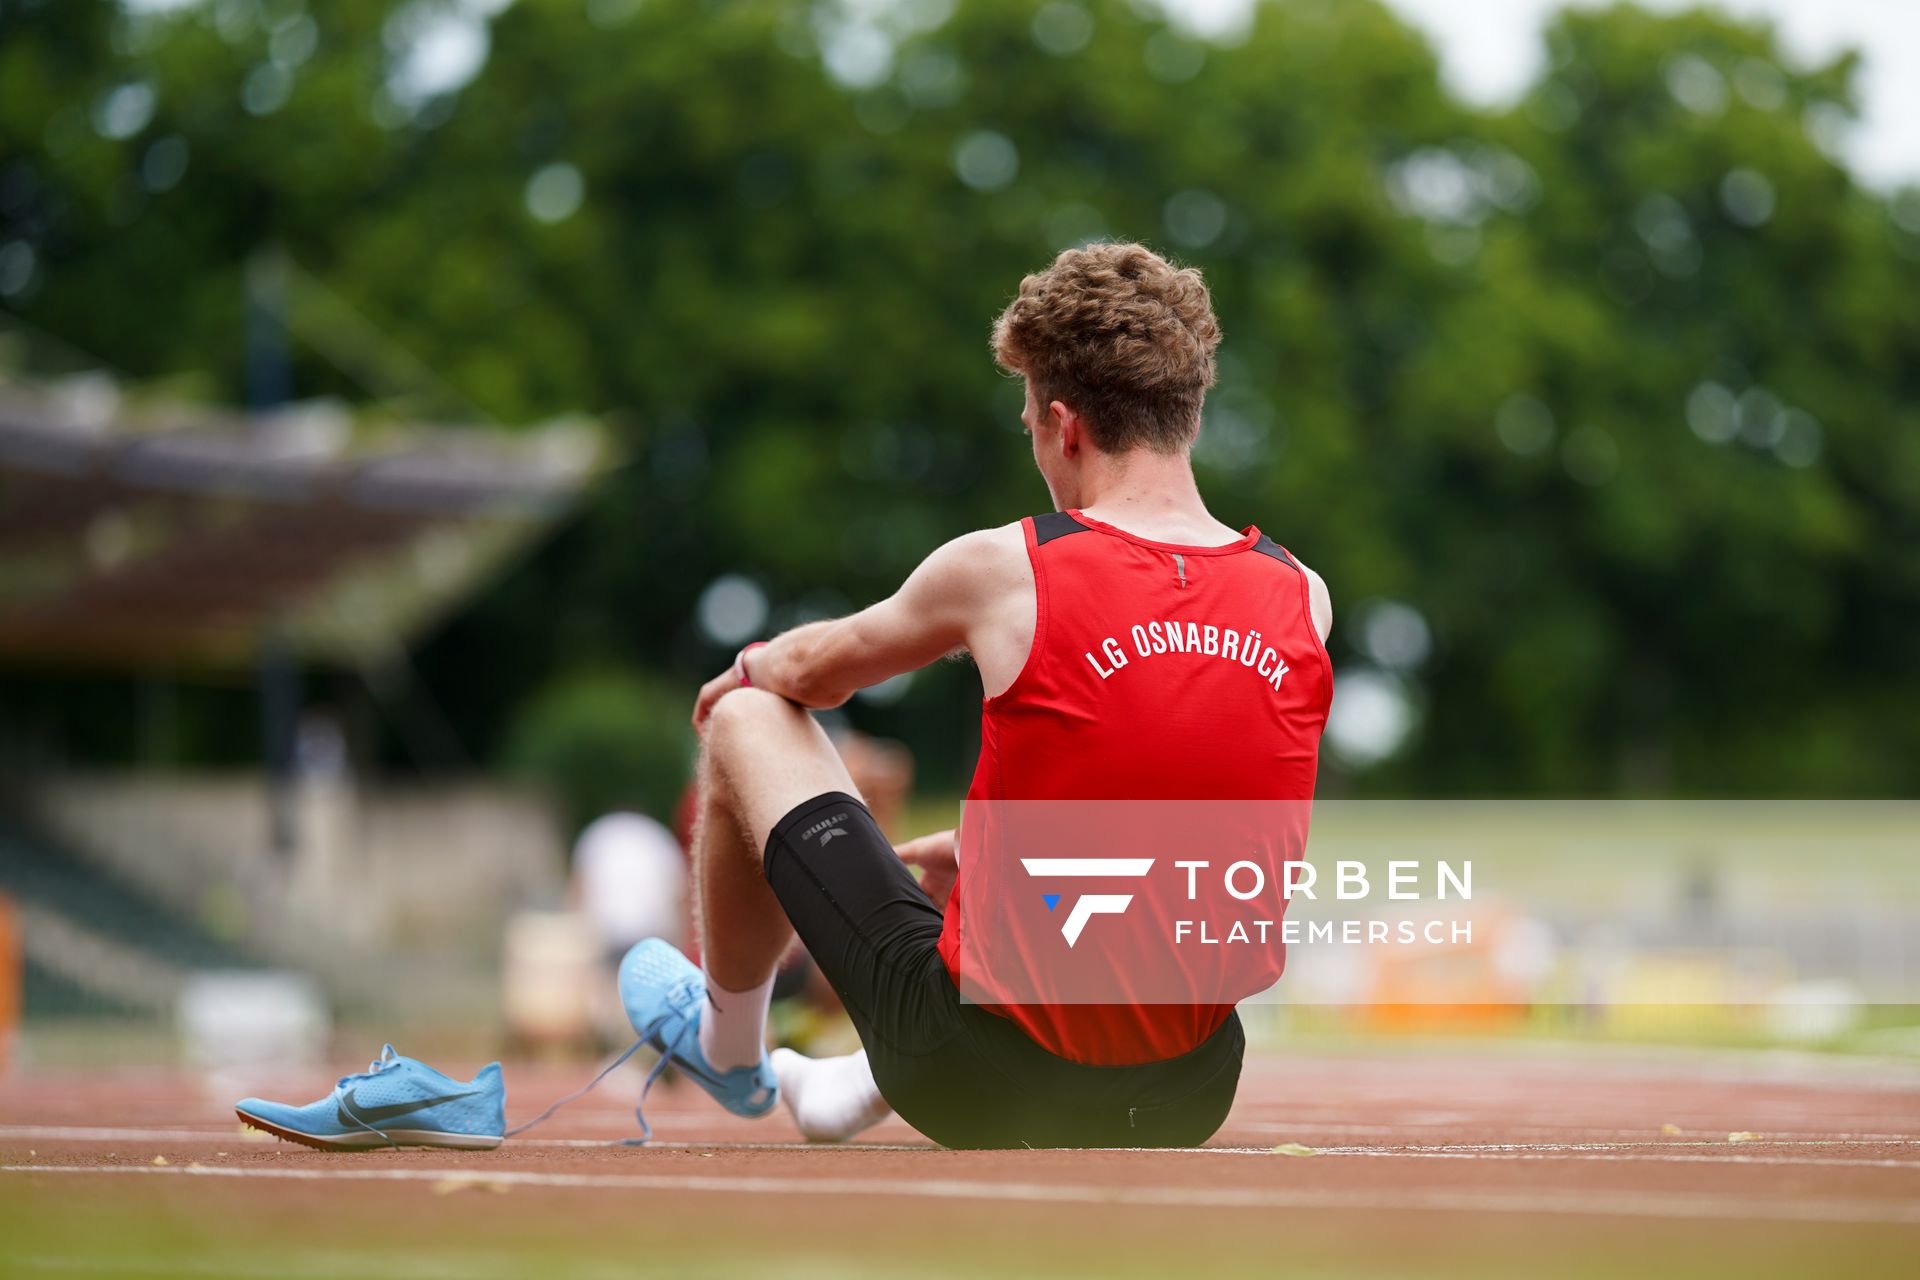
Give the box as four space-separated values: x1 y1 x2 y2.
942 507 1333 1065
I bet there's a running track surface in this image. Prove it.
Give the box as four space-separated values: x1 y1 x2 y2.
3 1044 1917 1278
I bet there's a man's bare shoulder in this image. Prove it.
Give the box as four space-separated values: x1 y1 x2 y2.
918 521 1029 592
949 520 1028 556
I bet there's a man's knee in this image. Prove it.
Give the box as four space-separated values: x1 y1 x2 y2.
705 687 807 766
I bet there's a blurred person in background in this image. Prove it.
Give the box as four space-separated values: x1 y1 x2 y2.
569 810 687 1047
570 810 688 963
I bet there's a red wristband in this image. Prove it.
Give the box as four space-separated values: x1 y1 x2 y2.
734 641 769 687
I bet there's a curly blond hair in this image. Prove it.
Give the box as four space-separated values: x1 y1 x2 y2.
991 242 1221 454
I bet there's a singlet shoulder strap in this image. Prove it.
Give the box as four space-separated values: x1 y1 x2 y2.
1030 510 1094 546
1250 533 1298 570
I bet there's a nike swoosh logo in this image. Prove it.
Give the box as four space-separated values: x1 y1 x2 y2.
665 1052 771 1111
644 1028 739 1093
649 1036 729 1090
337 1086 480 1126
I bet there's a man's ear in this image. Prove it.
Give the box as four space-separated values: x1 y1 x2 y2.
1050 400 1082 459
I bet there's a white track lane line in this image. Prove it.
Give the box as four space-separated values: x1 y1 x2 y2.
4 1162 1919 1226
1307 1149 1920 1169
13 1122 1920 1149
1311 1139 1920 1155
0 1126 931 1151
5 1125 1920 1165
1167 1145 1920 1169
1236 1120 1920 1141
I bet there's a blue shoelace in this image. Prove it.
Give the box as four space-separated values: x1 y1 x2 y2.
505 984 703 1146
330 1045 408 1150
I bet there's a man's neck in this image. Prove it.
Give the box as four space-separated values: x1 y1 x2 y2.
1071 450 1240 543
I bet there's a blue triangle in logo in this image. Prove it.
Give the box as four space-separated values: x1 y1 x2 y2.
1042 894 1061 912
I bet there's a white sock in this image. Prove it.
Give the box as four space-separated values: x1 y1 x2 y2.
771 1047 892 1143
697 972 775 1071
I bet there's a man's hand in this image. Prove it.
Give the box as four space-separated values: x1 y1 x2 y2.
895 828 958 911
692 663 745 735
695 641 779 733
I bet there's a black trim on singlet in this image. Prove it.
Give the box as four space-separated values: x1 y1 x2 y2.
1250 534 1297 569
1031 511 1094 546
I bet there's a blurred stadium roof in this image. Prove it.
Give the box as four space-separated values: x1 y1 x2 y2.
0 375 602 671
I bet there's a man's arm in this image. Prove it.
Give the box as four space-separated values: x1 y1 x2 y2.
692 526 1020 731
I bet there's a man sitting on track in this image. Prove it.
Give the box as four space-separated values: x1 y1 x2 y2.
621 241 1333 1149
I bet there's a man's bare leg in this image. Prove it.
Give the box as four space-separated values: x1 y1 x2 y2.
690 688 861 1069
688 689 894 1138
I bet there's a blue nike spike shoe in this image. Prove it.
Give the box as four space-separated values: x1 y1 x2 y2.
236 1045 505 1151
619 939 777 1120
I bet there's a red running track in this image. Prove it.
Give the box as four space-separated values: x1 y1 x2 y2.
3 1044 1917 1278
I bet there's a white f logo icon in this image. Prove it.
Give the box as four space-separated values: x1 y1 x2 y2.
1021 859 1156 947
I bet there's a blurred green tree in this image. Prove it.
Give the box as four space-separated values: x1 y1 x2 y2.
500 665 692 835
1 0 1914 796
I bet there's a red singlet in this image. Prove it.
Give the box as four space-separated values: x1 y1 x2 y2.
938 509 1333 1065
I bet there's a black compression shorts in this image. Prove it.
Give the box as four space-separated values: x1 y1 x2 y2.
763 790 1243 1149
